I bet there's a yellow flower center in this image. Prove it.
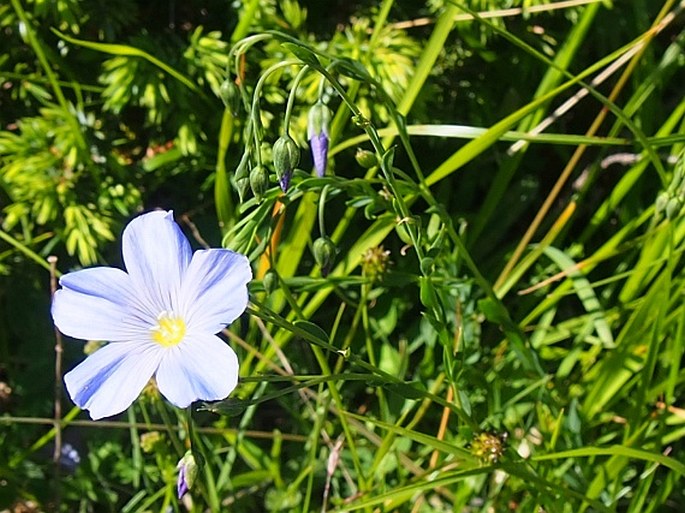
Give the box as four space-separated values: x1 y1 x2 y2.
151 312 186 347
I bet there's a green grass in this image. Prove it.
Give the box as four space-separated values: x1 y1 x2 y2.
1 0 685 511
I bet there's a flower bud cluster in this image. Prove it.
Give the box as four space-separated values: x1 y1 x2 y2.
655 150 685 222
225 80 336 201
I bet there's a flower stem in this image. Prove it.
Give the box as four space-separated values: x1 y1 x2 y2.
318 185 330 237
248 60 299 165
48 255 63 509
283 65 310 135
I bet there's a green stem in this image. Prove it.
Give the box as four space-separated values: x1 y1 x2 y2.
369 0 396 47
157 402 183 456
283 65 310 134
318 185 330 237
230 0 262 43
248 60 299 164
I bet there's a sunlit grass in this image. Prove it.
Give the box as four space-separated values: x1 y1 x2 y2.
1 0 685 511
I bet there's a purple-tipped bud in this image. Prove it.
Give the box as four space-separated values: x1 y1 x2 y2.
278 171 291 192
272 135 300 192
176 451 198 500
310 132 329 178
308 102 332 177
177 464 188 499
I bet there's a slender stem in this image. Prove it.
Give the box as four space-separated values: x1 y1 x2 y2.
316 67 425 258
0 230 54 273
316 73 326 100
249 60 300 164
277 275 306 319
157 402 184 456
318 185 330 237
185 405 195 451
369 0 396 47
283 65 310 134
48 256 62 509
230 0 264 43
0 414 308 441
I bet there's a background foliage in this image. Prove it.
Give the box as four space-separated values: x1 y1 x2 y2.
2 0 685 511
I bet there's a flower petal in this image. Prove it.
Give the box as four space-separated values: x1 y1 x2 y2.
310 133 328 177
64 341 163 420
122 210 192 314
155 333 239 408
180 249 251 333
52 267 152 341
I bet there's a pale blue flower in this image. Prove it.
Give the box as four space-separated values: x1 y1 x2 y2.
52 210 252 420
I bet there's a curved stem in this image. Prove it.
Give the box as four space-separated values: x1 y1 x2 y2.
248 60 300 164
283 65 310 135
318 185 330 237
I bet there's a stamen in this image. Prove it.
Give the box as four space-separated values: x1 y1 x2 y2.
151 311 186 347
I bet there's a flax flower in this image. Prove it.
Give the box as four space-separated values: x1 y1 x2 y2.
52 210 251 420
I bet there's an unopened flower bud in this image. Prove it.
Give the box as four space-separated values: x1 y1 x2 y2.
313 236 336 276
655 192 669 216
273 135 300 192
308 102 332 177
234 155 251 202
263 269 279 295
249 165 269 202
177 451 198 499
665 197 682 220
355 148 377 169
219 79 240 115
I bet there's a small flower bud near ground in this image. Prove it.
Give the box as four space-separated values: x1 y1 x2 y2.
177 451 198 499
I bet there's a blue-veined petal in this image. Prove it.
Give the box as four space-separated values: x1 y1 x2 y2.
52 267 152 341
155 333 239 408
122 210 192 314
64 340 163 420
180 249 251 333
